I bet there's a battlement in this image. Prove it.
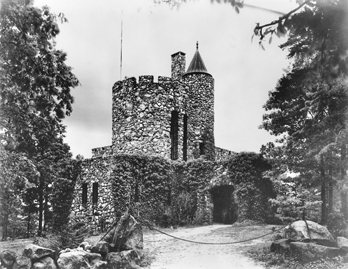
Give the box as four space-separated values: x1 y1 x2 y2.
92 145 113 158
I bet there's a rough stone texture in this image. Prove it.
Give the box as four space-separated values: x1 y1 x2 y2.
284 220 336 247
91 241 110 258
171 51 186 80
337 236 348 252
105 250 143 269
70 157 116 233
57 249 102 269
215 147 236 162
183 73 215 161
270 238 291 254
104 213 143 252
111 75 191 161
31 256 57 269
22 244 54 261
290 241 344 261
13 255 31 269
0 249 17 268
92 146 113 158
79 242 91 251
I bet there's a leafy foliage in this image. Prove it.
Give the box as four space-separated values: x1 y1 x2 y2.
0 0 79 237
259 0 348 225
0 145 38 239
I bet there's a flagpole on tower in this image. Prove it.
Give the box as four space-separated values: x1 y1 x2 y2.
120 10 123 80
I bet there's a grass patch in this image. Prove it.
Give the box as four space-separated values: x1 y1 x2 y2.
247 243 348 269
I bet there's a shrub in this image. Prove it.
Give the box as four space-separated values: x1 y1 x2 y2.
327 211 347 238
248 244 347 269
33 234 62 251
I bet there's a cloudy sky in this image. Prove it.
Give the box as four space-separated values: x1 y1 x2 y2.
34 0 297 158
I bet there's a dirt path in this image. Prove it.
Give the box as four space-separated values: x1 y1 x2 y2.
143 224 277 269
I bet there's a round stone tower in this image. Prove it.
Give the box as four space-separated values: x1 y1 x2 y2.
183 42 215 161
110 43 214 161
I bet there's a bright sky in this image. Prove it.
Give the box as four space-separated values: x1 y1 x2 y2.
34 0 297 158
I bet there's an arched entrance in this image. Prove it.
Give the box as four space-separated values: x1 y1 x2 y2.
210 185 237 224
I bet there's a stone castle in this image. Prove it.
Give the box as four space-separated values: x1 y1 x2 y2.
91 43 231 161
70 44 243 230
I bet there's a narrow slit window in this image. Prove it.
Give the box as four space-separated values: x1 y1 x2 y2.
183 114 188 161
92 182 98 204
82 183 88 205
170 110 179 160
134 181 139 203
199 142 205 156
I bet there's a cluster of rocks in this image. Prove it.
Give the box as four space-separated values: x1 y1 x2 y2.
0 213 147 269
271 220 348 261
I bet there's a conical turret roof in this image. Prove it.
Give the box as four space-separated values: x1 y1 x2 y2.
184 42 211 76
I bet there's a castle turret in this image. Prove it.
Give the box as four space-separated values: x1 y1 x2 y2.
183 42 215 161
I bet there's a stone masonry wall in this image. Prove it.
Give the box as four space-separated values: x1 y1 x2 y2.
215 146 237 162
91 145 113 158
70 156 115 233
111 76 190 160
171 51 186 80
183 73 215 161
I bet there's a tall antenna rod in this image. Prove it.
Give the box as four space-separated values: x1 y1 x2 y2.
120 10 123 80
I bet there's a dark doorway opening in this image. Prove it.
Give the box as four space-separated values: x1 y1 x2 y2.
210 185 237 224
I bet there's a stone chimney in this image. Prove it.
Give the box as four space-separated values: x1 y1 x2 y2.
171 51 186 80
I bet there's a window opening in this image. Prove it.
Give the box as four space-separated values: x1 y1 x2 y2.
170 110 179 160
82 183 88 205
92 182 98 204
183 114 188 161
199 142 205 156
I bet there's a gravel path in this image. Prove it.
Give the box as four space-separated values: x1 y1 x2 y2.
143 224 277 269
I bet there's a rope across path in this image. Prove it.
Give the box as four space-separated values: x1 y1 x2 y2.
142 221 288 245
98 214 289 246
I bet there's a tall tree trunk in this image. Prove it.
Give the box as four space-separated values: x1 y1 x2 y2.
27 212 31 238
320 155 327 225
43 183 49 232
38 179 44 236
2 209 8 240
328 181 333 216
328 161 333 216
341 144 347 219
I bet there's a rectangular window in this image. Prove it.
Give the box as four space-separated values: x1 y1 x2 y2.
134 181 140 203
183 114 188 161
170 110 179 160
199 142 205 156
82 183 88 205
92 182 98 204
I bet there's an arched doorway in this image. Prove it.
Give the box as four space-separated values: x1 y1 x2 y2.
210 185 237 224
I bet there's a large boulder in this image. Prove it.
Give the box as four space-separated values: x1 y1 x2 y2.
337 236 348 253
79 242 91 251
0 250 17 268
91 241 110 258
290 241 344 261
32 256 57 269
284 220 336 247
105 250 143 269
104 212 143 252
57 250 90 269
270 238 291 254
22 244 55 261
12 256 31 269
57 249 102 269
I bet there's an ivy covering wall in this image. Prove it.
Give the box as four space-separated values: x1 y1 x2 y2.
71 152 275 230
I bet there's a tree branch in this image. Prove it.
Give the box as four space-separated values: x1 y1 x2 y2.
254 0 312 40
